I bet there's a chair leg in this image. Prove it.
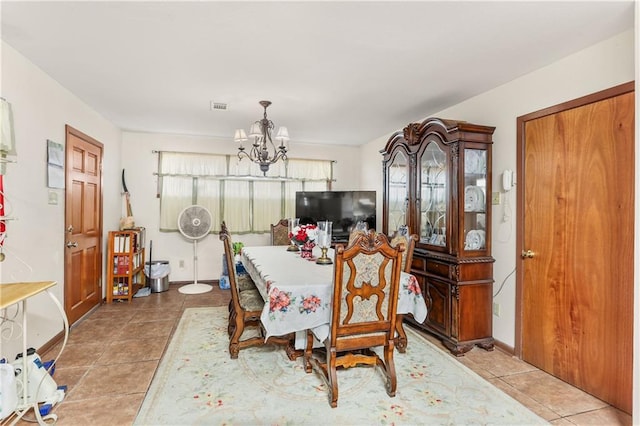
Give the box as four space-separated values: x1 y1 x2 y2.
228 314 245 359
228 309 237 337
327 347 339 408
383 343 397 397
395 314 408 353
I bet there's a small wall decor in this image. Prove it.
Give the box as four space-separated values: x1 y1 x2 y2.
47 139 64 189
0 97 16 175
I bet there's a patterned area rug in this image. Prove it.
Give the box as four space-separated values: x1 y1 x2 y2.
135 307 547 425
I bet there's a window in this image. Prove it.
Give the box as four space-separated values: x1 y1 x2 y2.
157 152 333 233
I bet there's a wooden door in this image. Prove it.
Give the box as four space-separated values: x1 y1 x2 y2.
64 125 103 325
516 82 634 413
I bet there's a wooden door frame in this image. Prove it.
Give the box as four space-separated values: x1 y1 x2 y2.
514 81 635 356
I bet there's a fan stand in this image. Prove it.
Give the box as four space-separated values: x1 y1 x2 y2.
178 239 212 294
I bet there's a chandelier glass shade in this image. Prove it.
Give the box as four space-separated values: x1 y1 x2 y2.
234 100 289 175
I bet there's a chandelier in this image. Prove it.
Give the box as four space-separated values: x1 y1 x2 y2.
234 100 289 175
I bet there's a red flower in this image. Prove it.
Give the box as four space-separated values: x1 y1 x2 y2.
407 275 421 295
300 295 322 313
269 287 291 313
289 224 318 244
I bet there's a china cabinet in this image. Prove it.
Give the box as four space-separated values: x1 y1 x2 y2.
381 117 495 355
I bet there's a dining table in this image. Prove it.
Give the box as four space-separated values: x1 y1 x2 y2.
240 245 428 352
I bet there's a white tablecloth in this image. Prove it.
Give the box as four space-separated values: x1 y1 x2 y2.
241 245 427 343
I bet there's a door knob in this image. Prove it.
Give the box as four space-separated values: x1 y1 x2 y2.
521 249 535 259
66 241 78 248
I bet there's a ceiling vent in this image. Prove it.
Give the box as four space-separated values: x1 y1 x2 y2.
210 102 228 111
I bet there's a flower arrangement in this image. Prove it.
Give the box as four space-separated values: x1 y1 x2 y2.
289 224 318 245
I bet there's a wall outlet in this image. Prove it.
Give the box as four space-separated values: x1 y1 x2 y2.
179 259 185 268
493 302 501 317
491 192 501 205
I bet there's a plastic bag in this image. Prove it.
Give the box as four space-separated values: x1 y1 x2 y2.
0 363 18 420
144 262 171 279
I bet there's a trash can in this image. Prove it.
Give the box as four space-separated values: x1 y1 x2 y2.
145 260 170 293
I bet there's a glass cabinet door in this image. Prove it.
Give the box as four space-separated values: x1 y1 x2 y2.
387 150 409 232
420 140 447 247
463 147 487 251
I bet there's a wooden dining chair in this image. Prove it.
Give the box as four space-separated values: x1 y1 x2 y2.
347 229 367 247
304 229 405 408
270 218 290 246
220 222 256 293
389 228 420 352
390 228 418 273
219 221 265 358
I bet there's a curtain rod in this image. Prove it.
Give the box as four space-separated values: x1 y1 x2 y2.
152 172 333 182
151 149 337 163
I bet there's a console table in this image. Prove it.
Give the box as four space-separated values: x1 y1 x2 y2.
0 281 69 425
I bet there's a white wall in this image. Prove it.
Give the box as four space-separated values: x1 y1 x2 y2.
360 29 635 349
0 41 123 358
1 24 637 418
120 131 361 282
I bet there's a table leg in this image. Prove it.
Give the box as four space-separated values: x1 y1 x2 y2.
285 342 304 361
264 333 302 361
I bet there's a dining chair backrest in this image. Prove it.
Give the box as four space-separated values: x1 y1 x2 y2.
347 221 369 247
347 229 366 247
304 229 405 407
270 218 290 246
220 222 256 293
332 230 405 345
390 231 418 273
220 222 243 308
219 221 266 358
354 220 368 231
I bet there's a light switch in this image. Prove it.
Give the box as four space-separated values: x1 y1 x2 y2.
491 192 501 205
48 190 58 205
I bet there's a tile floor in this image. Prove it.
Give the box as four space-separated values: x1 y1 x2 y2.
19 283 632 425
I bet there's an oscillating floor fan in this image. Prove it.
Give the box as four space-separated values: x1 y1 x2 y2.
177 205 213 294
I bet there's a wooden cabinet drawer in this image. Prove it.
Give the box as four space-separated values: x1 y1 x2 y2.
410 255 427 272
426 260 453 279
412 254 453 279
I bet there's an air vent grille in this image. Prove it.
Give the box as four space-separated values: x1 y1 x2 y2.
210 102 228 111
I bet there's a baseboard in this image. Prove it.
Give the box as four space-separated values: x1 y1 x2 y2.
493 338 514 355
168 279 216 285
37 330 65 357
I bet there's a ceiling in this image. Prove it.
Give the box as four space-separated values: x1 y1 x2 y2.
1 1 634 146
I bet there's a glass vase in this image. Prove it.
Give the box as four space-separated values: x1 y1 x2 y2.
287 218 300 251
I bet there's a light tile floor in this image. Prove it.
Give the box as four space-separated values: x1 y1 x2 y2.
18 284 632 425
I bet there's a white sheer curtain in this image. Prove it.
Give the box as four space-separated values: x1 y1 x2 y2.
284 181 303 219
158 152 332 233
160 176 193 231
223 180 251 232
287 159 332 180
160 152 227 176
253 181 283 231
197 178 221 232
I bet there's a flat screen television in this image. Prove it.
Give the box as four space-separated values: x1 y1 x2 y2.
295 191 376 241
